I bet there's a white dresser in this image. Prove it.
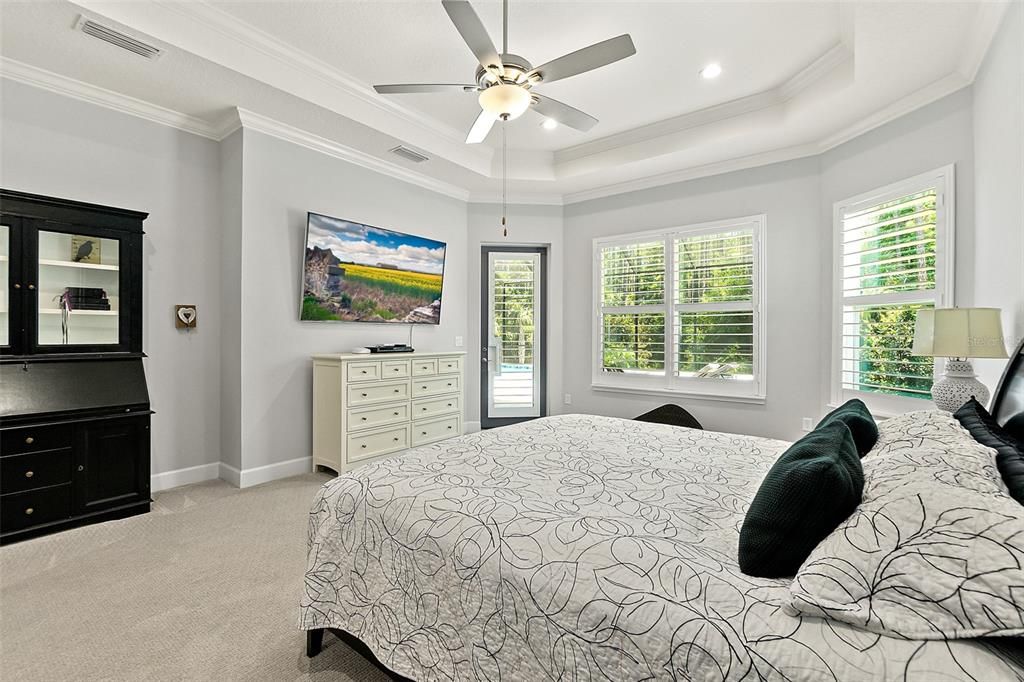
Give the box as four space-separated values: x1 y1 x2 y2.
311 351 466 475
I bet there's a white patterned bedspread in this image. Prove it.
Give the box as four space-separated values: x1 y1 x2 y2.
299 414 1023 681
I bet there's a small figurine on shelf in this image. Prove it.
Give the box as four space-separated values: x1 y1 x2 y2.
70 235 100 264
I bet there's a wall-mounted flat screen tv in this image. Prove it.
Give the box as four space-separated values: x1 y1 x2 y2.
300 212 446 324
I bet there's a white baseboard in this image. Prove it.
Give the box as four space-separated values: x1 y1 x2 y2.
464 421 481 434
218 462 241 488
226 456 312 488
151 462 220 493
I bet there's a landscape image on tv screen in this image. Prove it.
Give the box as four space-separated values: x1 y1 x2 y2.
301 213 446 324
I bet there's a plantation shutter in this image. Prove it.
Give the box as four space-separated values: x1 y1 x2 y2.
594 217 765 399
675 229 756 378
838 182 947 399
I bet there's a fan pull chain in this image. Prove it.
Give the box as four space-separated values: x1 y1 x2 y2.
502 116 508 237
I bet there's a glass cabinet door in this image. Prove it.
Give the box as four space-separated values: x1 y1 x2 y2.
35 228 123 349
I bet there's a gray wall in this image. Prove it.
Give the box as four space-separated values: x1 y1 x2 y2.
219 129 244 471
236 130 469 471
563 89 977 440
972 1 1024 388
466 203 564 428
0 79 224 477
564 158 823 440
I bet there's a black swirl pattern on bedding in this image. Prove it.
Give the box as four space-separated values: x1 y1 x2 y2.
300 414 1024 681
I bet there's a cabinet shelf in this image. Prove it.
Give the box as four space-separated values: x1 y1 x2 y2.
38 259 118 272
38 309 118 316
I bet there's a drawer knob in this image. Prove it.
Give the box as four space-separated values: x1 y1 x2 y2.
421 431 427 436
77 465 84 472
448 426 453 430
25 470 34 478
393 437 399 441
393 368 400 372
25 436 34 444
394 389 400 393
25 508 33 515
447 383 452 387
394 412 399 416
422 407 427 411
422 386 427 389
447 403 453 407
361 444 367 449
361 393 368 397
361 417 367 421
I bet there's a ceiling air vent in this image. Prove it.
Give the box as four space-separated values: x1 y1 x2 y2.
75 15 163 60
389 146 430 164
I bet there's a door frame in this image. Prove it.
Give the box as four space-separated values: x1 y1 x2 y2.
480 245 547 429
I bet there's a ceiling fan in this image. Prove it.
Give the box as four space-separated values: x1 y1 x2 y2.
373 0 636 144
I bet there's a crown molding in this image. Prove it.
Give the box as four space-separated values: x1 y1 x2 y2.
555 41 852 168
233 108 472 202
468 192 564 206
71 0 493 176
0 57 223 140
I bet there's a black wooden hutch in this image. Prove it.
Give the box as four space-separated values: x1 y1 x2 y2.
0 190 151 544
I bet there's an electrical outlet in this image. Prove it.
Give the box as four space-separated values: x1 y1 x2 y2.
564 393 572 405
454 336 463 347
801 417 813 432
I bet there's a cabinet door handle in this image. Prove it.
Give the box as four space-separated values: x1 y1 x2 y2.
27 284 35 291
13 283 20 289
25 508 33 515
25 470 34 478
77 465 84 472
25 436 34 444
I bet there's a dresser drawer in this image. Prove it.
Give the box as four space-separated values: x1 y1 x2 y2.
437 357 463 375
412 375 460 398
411 358 438 377
347 381 410 406
413 394 461 420
0 484 72 534
347 424 410 463
412 415 461 446
1 424 73 457
0 448 73 495
381 360 410 379
347 361 381 383
348 402 409 432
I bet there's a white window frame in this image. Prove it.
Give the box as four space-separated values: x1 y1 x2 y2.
830 165 955 416
591 215 767 404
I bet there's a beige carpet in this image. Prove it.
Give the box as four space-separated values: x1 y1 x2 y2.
0 474 390 681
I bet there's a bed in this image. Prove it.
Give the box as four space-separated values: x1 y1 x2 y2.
300 339 1024 681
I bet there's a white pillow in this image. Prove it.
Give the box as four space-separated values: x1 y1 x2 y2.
787 410 1024 639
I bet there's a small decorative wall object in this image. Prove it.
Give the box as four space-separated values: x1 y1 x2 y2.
71 235 101 264
175 305 197 329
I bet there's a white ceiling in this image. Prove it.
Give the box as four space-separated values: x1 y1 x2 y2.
0 1 1009 203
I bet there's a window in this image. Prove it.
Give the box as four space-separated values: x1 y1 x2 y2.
593 216 765 402
832 166 954 412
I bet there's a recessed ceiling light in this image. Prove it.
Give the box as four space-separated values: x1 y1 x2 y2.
542 118 558 130
700 63 722 80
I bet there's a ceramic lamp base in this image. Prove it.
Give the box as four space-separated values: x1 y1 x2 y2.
932 359 989 412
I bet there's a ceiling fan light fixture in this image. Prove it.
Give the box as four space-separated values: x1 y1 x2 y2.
479 84 531 120
700 63 722 80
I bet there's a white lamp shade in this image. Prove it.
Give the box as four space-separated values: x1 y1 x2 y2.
912 307 1008 358
478 84 531 120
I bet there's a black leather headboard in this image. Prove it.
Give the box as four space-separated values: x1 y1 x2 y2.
991 335 1024 443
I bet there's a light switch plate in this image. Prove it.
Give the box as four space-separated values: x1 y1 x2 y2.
454 336 464 347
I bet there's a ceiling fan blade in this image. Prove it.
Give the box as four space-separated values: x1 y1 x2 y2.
374 84 478 94
531 94 598 132
441 0 504 76
527 34 636 84
466 110 498 144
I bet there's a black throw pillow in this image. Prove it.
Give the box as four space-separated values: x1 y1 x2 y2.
816 399 878 457
954 398 1024 505
738 421 864 578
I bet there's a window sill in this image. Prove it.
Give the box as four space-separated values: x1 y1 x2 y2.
592 383 766 405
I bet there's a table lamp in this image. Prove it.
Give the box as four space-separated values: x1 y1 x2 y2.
912 307 1007 411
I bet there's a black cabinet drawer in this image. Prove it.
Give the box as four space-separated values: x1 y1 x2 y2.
0 484 72 533
1 448 73 495
1 424 73 457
